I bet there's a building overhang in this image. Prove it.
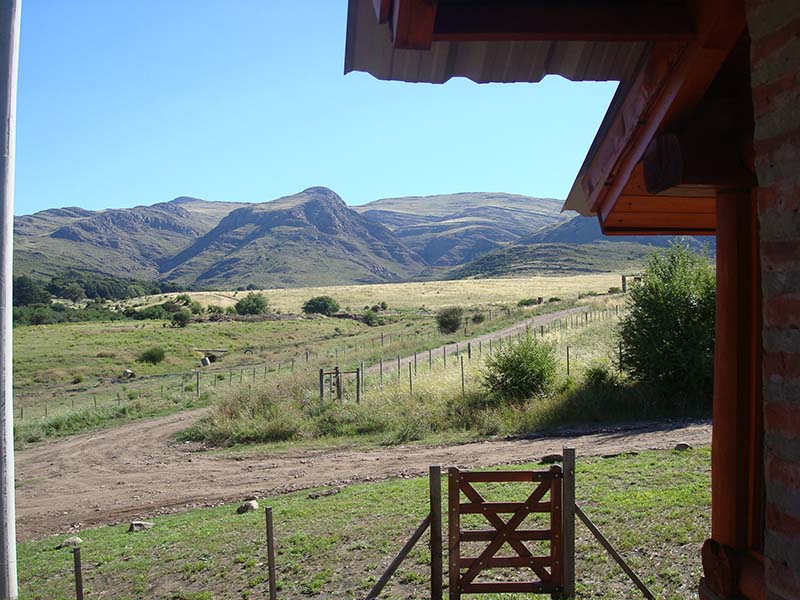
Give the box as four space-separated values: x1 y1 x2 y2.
345 0 754 235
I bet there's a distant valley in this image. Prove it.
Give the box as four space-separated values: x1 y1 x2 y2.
14 187 711 289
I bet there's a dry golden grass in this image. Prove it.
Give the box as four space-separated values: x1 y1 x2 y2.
139 274 622 313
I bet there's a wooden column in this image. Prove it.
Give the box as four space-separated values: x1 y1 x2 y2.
706 188 763 596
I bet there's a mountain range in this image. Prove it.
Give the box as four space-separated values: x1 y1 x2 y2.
14 187 711 289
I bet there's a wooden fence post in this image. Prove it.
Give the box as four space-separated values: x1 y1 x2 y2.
356 368 361 404
460 356 465 396
196 371 200 396
448 468 460 600
319 369 324 404
73 547 84 600
408 363 413 396
563 448 576 599
265 507 277 600
430 465 443 600
566 346 571 377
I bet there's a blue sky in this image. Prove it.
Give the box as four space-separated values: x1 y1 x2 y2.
15 1 617 215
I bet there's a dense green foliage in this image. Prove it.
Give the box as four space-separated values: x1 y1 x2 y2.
302 295 340 316
619 242 715 404
137 346 166 365
234 293 269 315
12 276 50 306
435 306 463 334
13 302 122 326
482 334 557 401
171 310 191 327
46 271 182 301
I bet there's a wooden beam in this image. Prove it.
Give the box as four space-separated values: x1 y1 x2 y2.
615 194 716 214
602 211 716 231
392 0 438 50
432 0 695 43
372 0 391 24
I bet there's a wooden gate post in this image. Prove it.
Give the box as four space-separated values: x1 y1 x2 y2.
318 369 324 404
447 467 460 600
430 465 443 600
563 448 576 599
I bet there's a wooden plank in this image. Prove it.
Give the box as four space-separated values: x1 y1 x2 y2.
366 514 432 600
459 556 552 569
460 529 551 542
430 466 443 600
392 0 437 50
615 194 715 214
576 506 655 600
448 467 461 600
459 501 551 514
461 581 557 594
549 466 563 596
562 449 576 599
602 211 716 230
432 0 695 43
460 471 557 483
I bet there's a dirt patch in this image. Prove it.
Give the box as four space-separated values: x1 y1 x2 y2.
15 407 710 541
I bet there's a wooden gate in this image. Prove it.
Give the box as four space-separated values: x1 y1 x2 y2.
448 466 564 599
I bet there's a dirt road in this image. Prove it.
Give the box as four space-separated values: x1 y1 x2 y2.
15 411 710 541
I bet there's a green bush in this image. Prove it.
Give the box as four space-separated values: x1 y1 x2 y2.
608 286 622 294
517 298 538 307
471 311 486 324
436 306 463 334
302 296 340 316
171 310 191 327
235 292 269 315
482 335 557 401
363 309 380 326
618 241 715 404
138 346 166 364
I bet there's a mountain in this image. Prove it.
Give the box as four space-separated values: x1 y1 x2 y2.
450 215 715 279
15 190 711 290
14 198 247 281
354 193 569 267
158 187 424 288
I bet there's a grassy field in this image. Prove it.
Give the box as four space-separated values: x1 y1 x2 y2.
134 273 622 313
180 301 690 449
13 292 603 445
19 448 710 600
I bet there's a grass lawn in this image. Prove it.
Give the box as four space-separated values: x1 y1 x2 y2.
19 448 710 599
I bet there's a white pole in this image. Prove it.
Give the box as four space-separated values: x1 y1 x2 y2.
0 1 20 597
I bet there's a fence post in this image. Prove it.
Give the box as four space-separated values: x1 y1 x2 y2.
265 507 277 600
360 361 365 388
319 369 324 404
397 356 401 380
335 367 342 402
467 342 471 361
566 346 571 377
563 448 576 599
448 468 460 600
72 547 84 600
414 351 418 375
430 465 443 600
408 363 413 396
443 346 447 368
460 356 465 397
196 371 200 396
356 368 361 404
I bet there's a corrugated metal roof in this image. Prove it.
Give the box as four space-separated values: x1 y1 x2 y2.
344 0 649 85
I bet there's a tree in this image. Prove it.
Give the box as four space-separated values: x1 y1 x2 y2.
618 241 715 404
12 275 51 307
62 283 86 303
172 310 191 327
302 296 340 316
436 306 463 334
235 292 269 315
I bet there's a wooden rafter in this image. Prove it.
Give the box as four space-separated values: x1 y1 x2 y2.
432 0 695 43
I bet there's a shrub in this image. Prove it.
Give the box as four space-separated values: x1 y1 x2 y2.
482 334 557 401
547 297 561 303
517 298 538 307
379 301 388 310
471 311 486 324
608 286 622 294
207 304 223 314
363 309 380 326
436 306 464 334
138 346 166 364
171 310 191 327
302 296 340 316
618 241 715 404
235 292 269 315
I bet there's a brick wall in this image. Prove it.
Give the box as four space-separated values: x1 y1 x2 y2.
746 0 800 598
